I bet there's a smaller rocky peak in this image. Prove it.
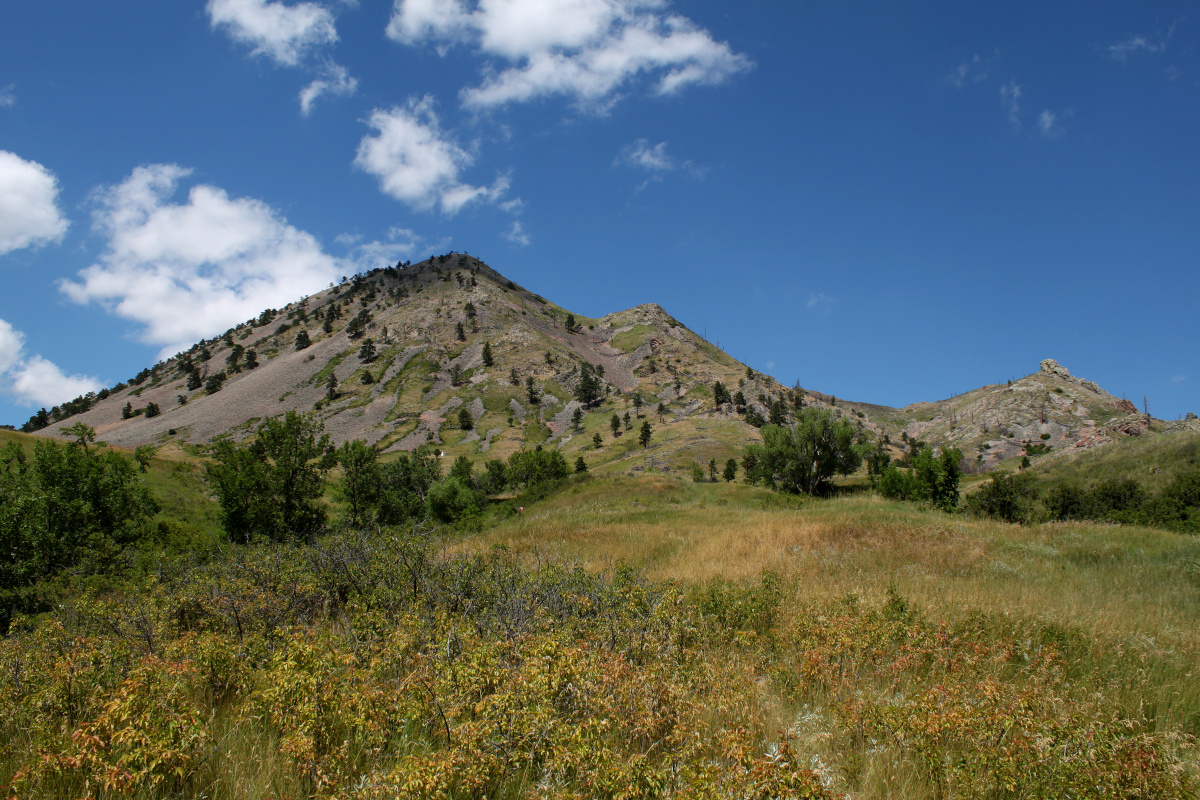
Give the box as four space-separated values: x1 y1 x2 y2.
1039 359 1073 379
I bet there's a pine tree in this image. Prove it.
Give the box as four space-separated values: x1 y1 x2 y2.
510 367 520 386
458 407 473 430
322 317 334 334
245 349 259 369
574 455 587 473
611 414 621 437
571 407 584 430
358 338 376 362
592 432 603 449
187 369 202 390
574 362 602 407
326 372 338 400
455 322 466 341
623 411 631 430
723 458 738 482
708 458 717 482
482 340 494 367
295 330 312 350
122 402 133 420
639 420 652 448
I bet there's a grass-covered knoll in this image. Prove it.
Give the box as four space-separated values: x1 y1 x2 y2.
4 461 1198 799
1032 429 1200 492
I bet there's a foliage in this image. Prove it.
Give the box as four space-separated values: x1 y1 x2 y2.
574 362 602 407
743 410 861 495
506 447 570 489
878 445 963 512
963 471 1041 523
294 329 311 350
639 419 653 448
426 476 484 523
0 431 157 632
205 412 333 543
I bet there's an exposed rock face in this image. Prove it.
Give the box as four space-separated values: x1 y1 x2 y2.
1040 359 1073 379
1188 412 1198 421
1115 399 1138 414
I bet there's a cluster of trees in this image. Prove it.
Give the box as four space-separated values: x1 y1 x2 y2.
1 425 157 633
877 445 964 513
741 409 861 496
966 469 1200 529
205 413 581 540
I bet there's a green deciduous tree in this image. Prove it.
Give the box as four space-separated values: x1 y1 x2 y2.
1 430 158 632
742 409 862 495
205 412 334 543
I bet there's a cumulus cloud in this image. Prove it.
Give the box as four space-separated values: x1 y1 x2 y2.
387 0 751 111
207 0 338 66
0 84 15 108
0 318 102 408
207 0 357 113
502 220 530 246
354 97 514 214
60 164 343 358
0 150 70 257
806 293 831 310
299 61 358 115
1000 81 1022 130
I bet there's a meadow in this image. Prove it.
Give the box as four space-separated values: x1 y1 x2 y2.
2 457 1197 799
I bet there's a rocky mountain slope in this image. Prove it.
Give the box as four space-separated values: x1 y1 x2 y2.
30 254 1193 477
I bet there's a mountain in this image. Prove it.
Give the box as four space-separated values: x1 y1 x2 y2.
28 253 1193 476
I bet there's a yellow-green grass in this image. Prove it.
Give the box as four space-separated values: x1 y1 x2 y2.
1032 429 1200 492
457 474 1200 728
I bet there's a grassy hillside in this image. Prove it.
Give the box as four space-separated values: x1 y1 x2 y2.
1030 428 1200 493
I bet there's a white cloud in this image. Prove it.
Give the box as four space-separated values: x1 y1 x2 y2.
0 318 102 408
806 293 831 310
948 54 988 88
1107 35 1165 63
0 150 70 257
1000 81 1022 130
354 97 514 214
60 164 343 358
0 84 15 108
0 318 23 376
620 138 673 171
502 220 530 246
1170 374 1186 384
387 0 751 111
207 0 338 66
1037 109 1065 138
208 0 356 114
299 61 358 115
341 226 450 269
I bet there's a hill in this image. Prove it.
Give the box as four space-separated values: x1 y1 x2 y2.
21 253 1194 479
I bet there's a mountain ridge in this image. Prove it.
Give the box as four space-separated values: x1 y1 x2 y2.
21 253 1193 477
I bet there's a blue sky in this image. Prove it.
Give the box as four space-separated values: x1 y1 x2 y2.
1 1 1197 426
